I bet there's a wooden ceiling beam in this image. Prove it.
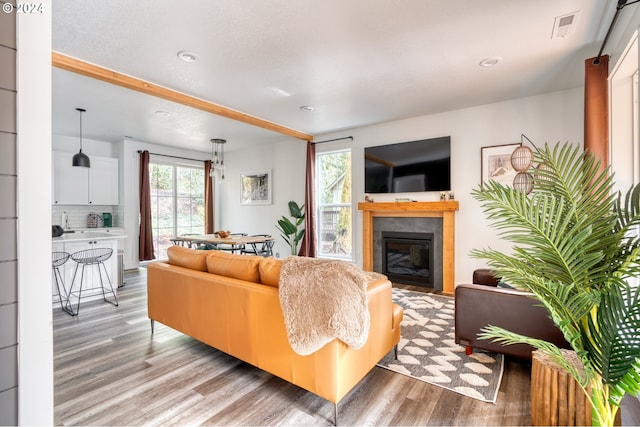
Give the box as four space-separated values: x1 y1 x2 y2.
52 52 314 141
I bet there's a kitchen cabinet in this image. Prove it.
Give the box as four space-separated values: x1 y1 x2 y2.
52 152 88 205
52 151 119 205
89 156 119 205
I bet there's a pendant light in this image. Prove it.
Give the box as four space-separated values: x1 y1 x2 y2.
72 108 90 167
511 134 536 194
209 138 226 180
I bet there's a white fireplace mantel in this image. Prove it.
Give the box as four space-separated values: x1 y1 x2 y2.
357 201 459 295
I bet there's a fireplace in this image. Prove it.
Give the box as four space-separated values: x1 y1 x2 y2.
358 201 458 294
382 231 434 287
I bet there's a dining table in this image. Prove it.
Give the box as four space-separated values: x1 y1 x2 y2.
171 234 275 254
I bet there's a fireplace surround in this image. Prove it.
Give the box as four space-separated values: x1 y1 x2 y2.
358 201 459 294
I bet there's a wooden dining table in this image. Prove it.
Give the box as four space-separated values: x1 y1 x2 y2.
171 234 275 254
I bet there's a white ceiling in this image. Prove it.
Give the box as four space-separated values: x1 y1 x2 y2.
52 0 614 153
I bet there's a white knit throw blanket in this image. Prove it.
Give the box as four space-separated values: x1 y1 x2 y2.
279 256 384 355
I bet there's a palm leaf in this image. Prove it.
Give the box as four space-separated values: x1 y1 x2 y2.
479 325 591 387
584 285 640 390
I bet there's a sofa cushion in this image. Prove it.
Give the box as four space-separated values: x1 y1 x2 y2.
206 250 261 283
259 257 282 287
167 245 210 272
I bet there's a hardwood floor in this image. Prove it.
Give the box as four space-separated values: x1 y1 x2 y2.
52 269 556 425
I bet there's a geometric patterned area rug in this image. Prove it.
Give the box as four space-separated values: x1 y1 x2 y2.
377 288 504 403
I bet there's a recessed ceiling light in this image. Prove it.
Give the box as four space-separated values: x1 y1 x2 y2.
177 51 199 62
154 110 171 118
479 57 502 67
299 105 314 112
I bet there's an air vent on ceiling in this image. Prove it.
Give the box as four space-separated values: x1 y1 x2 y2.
552 11 580 39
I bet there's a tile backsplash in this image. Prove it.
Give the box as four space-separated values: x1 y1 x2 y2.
52 205 122 229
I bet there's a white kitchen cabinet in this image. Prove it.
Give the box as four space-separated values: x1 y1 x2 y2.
53 152 88 205
89 156 119 205
52 151 119 205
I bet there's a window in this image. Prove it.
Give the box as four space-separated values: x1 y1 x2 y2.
316 150 352 260
149 162 205 260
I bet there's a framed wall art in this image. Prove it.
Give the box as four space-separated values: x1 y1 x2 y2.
480 143 520 186
240 169 272 205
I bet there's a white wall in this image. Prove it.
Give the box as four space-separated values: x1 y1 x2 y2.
218 138 306 259
17 2 54 424
232 88 584 284
52 134 117 157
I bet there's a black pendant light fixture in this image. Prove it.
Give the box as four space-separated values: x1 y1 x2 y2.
72 107 90 167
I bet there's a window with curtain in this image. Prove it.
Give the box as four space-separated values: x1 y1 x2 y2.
149 162 205 260
316 149 352 260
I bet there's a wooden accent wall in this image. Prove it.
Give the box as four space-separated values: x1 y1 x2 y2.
358 201 459 295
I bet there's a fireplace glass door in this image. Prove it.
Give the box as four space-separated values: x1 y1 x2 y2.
382 231 434 287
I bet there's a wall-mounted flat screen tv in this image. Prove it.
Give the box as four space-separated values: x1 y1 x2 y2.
364 136 450 193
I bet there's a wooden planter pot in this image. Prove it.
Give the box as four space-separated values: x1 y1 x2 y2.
531 350 622 426
531 350 591 426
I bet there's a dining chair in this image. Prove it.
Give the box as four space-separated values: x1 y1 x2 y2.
241 234 274 257
217 232 247 254
171 234 203 248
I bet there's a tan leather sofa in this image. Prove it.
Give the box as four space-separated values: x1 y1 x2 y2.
147 246 403 419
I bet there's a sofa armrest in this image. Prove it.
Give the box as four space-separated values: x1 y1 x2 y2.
454 283 568 359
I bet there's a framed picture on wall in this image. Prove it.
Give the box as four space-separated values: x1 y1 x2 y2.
480 143 520 186
240 169 272 205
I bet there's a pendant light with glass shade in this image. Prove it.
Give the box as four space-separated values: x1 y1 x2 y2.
72 107 90 167
209 138 226 180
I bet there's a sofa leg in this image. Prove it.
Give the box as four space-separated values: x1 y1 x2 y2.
150 319 155 334
334 402 338 426
394 344 398 360
465 345 473 355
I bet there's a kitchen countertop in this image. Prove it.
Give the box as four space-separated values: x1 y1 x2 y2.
53 232 127 243
60 227 125 233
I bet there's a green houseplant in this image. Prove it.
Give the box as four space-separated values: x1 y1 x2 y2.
472 142 640 426
276 200 305 255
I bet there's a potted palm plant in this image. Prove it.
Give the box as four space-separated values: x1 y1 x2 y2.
276 200 305 256
472 142 640 426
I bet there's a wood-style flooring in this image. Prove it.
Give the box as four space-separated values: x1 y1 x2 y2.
52 268 635 426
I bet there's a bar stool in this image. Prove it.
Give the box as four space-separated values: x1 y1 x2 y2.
68 248 119 316
52 251 74 315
